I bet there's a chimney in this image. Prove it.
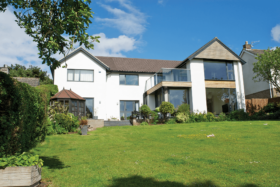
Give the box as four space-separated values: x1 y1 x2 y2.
243 41 251 50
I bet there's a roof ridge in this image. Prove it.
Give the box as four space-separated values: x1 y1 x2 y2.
96 56 181 62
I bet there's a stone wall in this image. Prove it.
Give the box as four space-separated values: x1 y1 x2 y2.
14 77 40 87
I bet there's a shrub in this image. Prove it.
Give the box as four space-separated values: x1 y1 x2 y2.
52 123 68 134
176 112 189 123
217 112 227 121
0 152 43 168
206 112 215 122
263 102 280 113
0 72 47 157
159 102 175 120
177 103 190 115
140 105 151 119
165 118 177 124
150 111 159 125
228 109 249 121
35 84 58 103
140 121 149 126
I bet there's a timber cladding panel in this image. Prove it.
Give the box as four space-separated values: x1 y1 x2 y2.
195 41 239 61
146 81 192 95
205 81 236 88
0 165 41 186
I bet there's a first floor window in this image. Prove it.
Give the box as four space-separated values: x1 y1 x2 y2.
120 74 139 85
67 69 94 82
204 61 234 81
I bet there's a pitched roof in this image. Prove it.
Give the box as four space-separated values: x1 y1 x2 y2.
95 56 182 73
58 46 110 70
176 37 247 68
50 89 85 100
245 49 265 56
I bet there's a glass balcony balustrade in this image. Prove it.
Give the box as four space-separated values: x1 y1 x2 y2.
145 68 191 91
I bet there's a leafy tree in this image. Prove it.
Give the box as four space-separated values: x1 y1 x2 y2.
253 47 280 93
140 105 151 120
159 101 175 120
0 0 100 69
9 64 53 85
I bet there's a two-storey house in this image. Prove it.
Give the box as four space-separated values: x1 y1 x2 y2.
52 37 246 120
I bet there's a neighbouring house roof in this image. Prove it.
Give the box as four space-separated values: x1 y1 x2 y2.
50 89 85 100
244 49 265 56
177 37 247 68
95 56 182 73
14 77 40 87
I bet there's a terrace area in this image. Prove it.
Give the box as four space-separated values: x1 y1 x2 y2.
145 68 192 94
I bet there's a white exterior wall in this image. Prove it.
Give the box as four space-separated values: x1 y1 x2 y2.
54 51 152 120
240 51 269 95
189 59 207 113
234 62 246 111
105 72 152 119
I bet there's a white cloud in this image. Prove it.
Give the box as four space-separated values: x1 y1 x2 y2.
271 24 280 42
96 0 147 35
0 8 51 75
158 0 164 4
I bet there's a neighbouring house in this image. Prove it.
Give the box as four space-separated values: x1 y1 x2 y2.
52 37 246 120
240 42 280 99
0 64 40 87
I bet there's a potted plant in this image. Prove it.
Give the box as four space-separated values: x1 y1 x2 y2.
121 116 125 120
80 116 88 135
110 116 118 121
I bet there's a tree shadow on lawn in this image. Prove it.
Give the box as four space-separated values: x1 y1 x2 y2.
107 175 259 187
40 156 70 170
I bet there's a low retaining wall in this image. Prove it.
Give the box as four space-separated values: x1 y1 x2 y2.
87 119 104 131
104 120 131 127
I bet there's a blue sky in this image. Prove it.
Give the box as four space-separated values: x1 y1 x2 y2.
1 0 280 77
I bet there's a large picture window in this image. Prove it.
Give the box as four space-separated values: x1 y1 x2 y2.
169 89 189 109
67 69 94 82
204 61 234 80
120 74 139 85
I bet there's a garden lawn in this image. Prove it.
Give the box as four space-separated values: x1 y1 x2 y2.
32 121 280 187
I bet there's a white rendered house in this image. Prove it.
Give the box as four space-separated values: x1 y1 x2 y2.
240 42 280 99
52 37 246 120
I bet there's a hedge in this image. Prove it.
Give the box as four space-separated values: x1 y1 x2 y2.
0 72 48 157
35 84 58 103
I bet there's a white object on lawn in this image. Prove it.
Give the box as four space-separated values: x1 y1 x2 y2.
207 134 215 138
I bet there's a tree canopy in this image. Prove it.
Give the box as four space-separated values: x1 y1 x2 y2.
9 64 53 84
0 0 100 69
253 47 280 93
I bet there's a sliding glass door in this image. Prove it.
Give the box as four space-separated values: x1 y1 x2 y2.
120 101 139 120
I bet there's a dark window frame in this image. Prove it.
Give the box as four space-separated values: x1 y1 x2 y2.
67 69 94 82
204 61 235 81
119 74 139 86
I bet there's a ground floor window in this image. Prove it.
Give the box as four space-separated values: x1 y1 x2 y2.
85 98 94 118
206 88 236 114
120 100 139 120
155 89 163 107
169 89 189 109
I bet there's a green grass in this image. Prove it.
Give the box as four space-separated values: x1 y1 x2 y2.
32 121 280 187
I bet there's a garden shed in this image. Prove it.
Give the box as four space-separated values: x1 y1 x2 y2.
50 88 85 117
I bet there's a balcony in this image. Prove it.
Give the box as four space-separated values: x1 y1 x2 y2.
145 68 191 94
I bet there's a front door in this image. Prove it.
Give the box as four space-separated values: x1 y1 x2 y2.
120 101 139 120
